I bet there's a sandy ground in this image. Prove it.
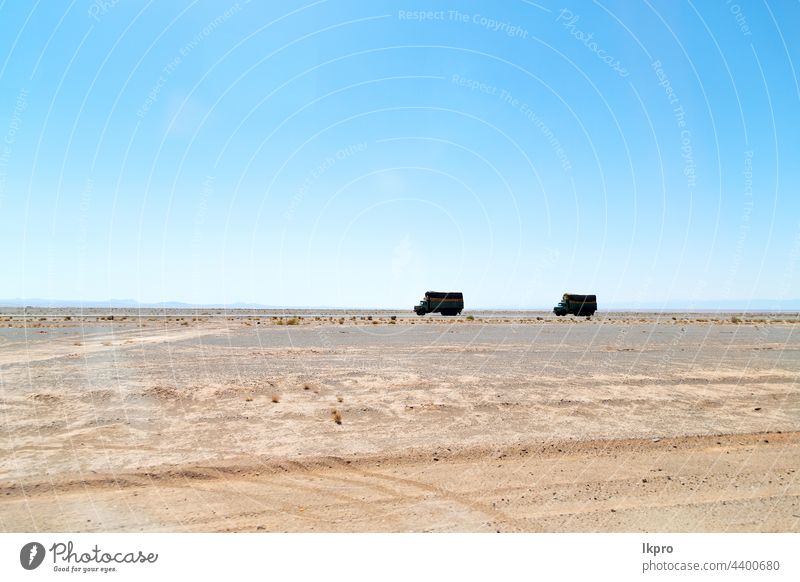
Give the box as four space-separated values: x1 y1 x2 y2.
0 309 798 532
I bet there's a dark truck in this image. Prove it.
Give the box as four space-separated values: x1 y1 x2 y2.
414 291 464 316
553 293 597 317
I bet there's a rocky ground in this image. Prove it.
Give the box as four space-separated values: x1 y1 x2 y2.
1 309 797 532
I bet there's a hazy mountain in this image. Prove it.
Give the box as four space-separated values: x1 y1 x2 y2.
1 298 798 311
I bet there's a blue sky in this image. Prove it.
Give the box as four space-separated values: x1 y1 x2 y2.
0 0 798 308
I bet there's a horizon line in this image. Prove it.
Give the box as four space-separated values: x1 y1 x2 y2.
1 299 799 312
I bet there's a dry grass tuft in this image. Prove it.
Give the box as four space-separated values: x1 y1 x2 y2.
271 394 280 403
303 383 311 390
331 409 342 424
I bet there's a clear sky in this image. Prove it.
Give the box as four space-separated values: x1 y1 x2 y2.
0 0 798 308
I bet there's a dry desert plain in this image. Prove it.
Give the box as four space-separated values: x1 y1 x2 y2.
0 308 798 532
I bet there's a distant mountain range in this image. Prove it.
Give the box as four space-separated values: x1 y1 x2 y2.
0 298 279 309
1 298 799 311
599 299 800 311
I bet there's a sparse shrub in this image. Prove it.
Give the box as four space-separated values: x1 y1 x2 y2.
286 317 299 325
303 383 311 390
372 320 378 325
466 315 474 321
271 394 280 403
367 316 372 321
337 395 343 403
64 316 72 321
731 315 741 324
276 319 285 325
332 409 342 424
390 315 396 321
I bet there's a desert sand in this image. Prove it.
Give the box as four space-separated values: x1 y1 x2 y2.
1 309 798 532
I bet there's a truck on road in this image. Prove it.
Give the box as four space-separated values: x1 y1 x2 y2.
553 293 597 317
414 291 464 316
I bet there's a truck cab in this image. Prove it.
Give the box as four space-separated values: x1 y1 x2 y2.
553 301 568 316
